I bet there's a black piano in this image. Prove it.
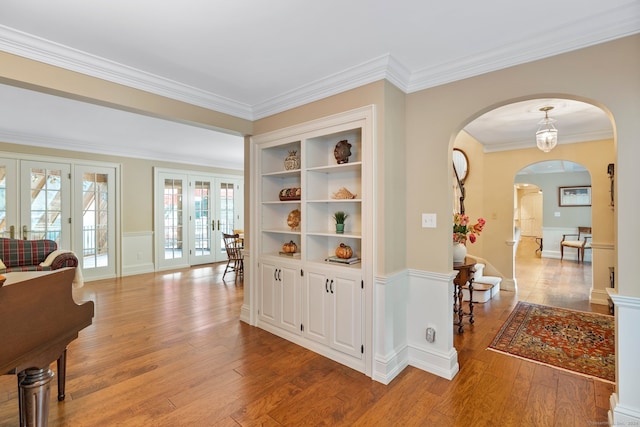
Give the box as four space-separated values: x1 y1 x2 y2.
0 268 94 426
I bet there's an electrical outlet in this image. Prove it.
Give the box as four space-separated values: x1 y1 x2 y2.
426 327 436 343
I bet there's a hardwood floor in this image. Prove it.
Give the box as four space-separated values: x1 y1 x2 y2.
0 240 613 426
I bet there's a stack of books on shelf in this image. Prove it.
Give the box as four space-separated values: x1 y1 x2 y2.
325 255 361 265
279 251 301 258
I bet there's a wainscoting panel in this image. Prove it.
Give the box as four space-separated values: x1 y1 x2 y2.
122 231 155 276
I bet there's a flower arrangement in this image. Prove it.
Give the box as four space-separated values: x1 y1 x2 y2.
453 213 486 244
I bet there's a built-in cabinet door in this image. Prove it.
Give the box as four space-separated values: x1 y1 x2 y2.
278 264 301 335
259 262 278 326
331 272 363 359
303 266 362 358
259 260 300 335
303 269 330 345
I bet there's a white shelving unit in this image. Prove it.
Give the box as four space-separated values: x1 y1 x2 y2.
251 106 374 375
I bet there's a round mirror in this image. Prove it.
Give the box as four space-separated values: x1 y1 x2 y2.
453 149 469 182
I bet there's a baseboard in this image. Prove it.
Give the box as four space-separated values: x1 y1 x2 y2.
372 345 409 385
590 288 610 306
122 262 155 276
501 278 517 291
609 393 640 425
408 345 459 380
239 304 251 324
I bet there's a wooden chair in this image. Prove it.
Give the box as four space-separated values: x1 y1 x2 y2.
560 227 592 262
222 233 244 278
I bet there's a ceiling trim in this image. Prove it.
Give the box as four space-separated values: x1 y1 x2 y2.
482 129 614 153
1 3 639 121
252 54 412 119
407 3 640 93
0 25 254 121
0 129 243 170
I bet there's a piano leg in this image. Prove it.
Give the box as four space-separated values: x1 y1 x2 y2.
57 350 67 401
18 368 55 427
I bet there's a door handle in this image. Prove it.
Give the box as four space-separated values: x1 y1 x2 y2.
278 269 281 281
217 220 221 230
212 220 216 231
274 269 278 281
22 225 30 240
325 279 329 293
10 225 15 239
330 280 334 294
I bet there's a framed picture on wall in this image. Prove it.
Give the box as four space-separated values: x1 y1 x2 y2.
559 186 591 207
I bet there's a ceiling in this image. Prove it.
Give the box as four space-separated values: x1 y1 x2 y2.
0 1 638 168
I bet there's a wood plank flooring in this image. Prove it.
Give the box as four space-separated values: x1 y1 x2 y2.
0 238 613 426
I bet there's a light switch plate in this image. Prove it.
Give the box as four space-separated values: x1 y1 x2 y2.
422 213 436 228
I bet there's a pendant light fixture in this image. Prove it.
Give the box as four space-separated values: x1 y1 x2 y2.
536 106 558 152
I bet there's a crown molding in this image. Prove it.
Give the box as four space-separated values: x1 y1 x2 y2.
407 3 640 93
0 25 254 121
1 2 639 122
0 129 243 170
252 54 411 119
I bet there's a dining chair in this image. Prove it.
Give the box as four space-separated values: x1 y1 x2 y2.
222 233 244 278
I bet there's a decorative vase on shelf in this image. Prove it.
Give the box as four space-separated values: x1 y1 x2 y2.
336 223 345 234
453 242 467 263
333 140 352 164
284 150 300 170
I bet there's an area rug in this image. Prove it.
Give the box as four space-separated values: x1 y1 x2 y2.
488 301 615 383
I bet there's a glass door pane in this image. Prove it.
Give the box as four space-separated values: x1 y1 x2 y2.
0 159 18 238
189 178 215 265
82 172 109 268
74 165 116 280
21 161 70 246
164 177 184 260
214 179 242 262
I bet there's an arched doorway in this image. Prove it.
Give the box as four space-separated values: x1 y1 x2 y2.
454 97 613 305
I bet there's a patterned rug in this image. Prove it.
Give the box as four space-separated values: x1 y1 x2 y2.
488 301 615 383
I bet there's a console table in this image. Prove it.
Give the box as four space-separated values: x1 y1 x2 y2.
453 258 476 333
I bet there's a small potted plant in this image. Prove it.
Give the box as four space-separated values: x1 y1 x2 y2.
333 211 349 234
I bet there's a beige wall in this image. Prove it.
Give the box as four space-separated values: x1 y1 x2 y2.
406 35 638 298
1 34 638 297
0 52 252 137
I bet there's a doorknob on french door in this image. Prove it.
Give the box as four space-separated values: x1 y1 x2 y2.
22 225 31 240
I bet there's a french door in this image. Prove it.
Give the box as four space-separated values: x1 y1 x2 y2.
0 159 72 245
73 165 117 280
155 169 243 270
0 156 118 280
